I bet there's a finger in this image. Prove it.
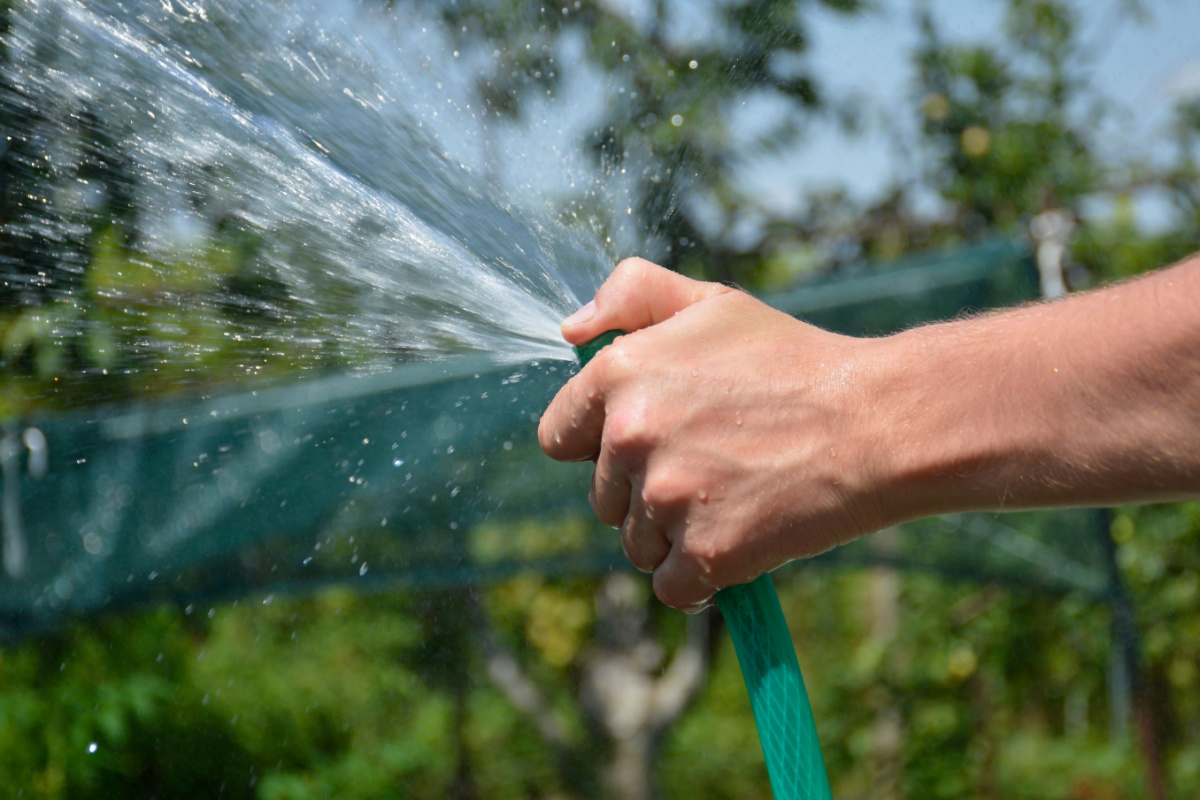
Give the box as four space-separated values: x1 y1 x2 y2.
652 539 719 611
619 493 670 574
561 258 732 345
538 373 606 463
539 340 655 464
590 444 631 528
681 598 716 615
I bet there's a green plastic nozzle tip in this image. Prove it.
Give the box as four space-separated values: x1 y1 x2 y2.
574 330 623 367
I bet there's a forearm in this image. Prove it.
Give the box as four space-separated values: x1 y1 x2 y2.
870 256 1200 521
542 257 1198 608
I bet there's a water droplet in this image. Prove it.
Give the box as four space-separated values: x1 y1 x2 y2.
262 594 274 605
503 441 513 451
302 556 312 565
671 114 683 127
689 60 698 69
358 562 368 576
87 742 97 754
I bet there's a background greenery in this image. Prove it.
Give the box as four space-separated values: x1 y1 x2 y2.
1 0 1198 798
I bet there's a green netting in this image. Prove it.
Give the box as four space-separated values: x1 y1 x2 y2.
0 357 596 638
768 238 1037 334
0 239 1115 641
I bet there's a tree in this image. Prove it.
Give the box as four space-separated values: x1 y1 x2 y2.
4 1 1200 799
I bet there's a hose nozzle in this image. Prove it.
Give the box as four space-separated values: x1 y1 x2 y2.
574 330 623 367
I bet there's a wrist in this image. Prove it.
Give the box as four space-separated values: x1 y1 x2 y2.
858 322 1019 525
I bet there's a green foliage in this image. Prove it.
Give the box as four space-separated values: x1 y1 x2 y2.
1113 504 1200 791
1 0 1199 798
660 639 766 800
3 533 1200 799
0 592 484 799
428 0 866 285
0 607 255 798
912 1 1099 228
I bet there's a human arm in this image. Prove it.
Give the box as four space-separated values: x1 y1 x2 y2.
538 256 1200 610
873 253 1200 521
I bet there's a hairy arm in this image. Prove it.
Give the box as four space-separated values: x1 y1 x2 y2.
877 254 1200 518
539 256 1200 610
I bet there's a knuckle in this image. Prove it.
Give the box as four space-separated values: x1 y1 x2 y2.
580 344 633 407
613 257 653 283
592 341 637 382
604 402 655 456
640 467 687 510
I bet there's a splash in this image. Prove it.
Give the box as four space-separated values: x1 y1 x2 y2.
0 0 616 402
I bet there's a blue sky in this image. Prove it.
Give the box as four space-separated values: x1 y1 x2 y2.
737 0 1200 226
394 0 1200 246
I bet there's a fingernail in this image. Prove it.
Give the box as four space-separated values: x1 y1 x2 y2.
562 300 595 328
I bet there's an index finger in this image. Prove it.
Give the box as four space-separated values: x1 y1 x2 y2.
538 360 610 463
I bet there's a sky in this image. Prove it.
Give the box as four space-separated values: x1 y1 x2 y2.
739 0 1200 228
334 0 1200 245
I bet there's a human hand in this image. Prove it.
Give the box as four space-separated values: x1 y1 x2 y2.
538 259 890 611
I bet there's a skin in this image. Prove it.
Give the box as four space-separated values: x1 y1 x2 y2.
538 256 1200 612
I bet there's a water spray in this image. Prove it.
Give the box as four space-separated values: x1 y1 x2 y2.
576 332 832 800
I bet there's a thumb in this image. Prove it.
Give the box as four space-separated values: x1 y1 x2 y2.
561 258 732 345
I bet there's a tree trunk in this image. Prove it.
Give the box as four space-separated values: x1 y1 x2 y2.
605 729 654 800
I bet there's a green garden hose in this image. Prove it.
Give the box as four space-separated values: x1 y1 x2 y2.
576 331 832 800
